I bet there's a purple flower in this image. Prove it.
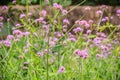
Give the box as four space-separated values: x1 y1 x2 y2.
2 6 8 10
78 20 90 28
18 55 23 59
44 0 49 2
105 17 109 21
102 18 107 22
53 3 58 7
26 42 31 47
35 17 44 23
75 20 80 24
49 41 55 47
27 12 32 17
7 18 10 22
54 20 58 24
93 37 102 46
74 49 88 59
23 66 28 70
100 5 108 9
86 30 92 34
85 6 91 10
117 14 120 17
3 40 11 47
57 66 65 74
53 37 58 42
107 43 112 48
96 10 103 15
40 10 47 17
73 49 80 55
53 3 63 11
34 43 38 48
62 25 67 32
20 13 26 18
79 20 87 26
100 45 109 53
84 23 90 29
96 54 104 59
63 19 70 25
0 16 3 21
37 51 44 57
24 49 29 53
54 32 63 38
15 23 21 27
12 0 16 4
69 37 76 42
54 52 58 55
97 32 106 38
7 35 14 40
78 50 88 59
42 25 49 31
88 20 94 24
68 33 75 38
62 9 68 15
24 62 28 66
73 27 83 33
13 30 22 35
23 32 30 36
116 9 120 14
110 16 113 20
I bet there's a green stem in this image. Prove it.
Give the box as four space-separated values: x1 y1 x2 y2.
47 27 49 80
26 0 29 17
40 0 43 11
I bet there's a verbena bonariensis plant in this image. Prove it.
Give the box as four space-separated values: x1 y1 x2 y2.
0 2 120 80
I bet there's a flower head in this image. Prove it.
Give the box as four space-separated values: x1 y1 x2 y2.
53 3 63 11
13 30 22 35
116 9 120 14
57 66 65 74
2 6 8 10
96 10 103 15
74 49 88 59
40 10 47 17
12 0 16 4
15 23 21 27
23 32 30 36
3 40 11 47
7 35 14 40
20 13 26 18
62 9 68 15
85 6 91 10
63 19 70 25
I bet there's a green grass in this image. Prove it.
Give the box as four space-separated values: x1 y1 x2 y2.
0 2 120 80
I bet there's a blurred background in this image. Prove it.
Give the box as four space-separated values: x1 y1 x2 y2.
0 0 120 6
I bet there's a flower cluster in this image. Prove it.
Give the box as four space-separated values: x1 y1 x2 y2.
73 49 88 59
116 9 120 17
53 3 68 15
57 66 65 74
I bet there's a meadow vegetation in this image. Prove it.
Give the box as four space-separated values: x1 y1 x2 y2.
0 0 120 80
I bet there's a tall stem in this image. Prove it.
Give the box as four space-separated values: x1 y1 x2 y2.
47 25 49 80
